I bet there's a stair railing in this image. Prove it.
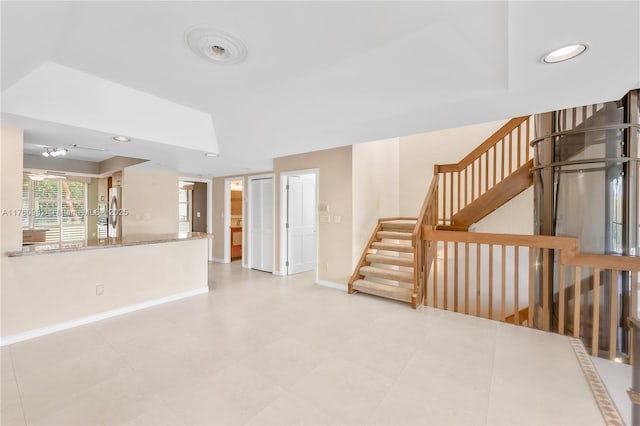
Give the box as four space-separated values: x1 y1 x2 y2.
434 116 531 226
412 175 439 307
422 227 640 361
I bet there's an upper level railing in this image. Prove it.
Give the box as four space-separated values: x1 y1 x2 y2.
422 227 640 361
434 116 531 226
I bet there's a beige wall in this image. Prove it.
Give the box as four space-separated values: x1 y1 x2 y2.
212 177 225 260
274 146 352 284
122 167 178 236
352 138 400 266
474 187 534 235
398 119 510 217
1 239 208 339
1 128 24 252
99 156 146 175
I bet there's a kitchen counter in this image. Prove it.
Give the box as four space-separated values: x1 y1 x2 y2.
6 232 213 257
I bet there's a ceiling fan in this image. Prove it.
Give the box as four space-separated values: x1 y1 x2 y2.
23 170 67 180
68 143 108 152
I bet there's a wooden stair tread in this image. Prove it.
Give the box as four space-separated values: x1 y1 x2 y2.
380 219 417 231
359 265 413 283
352 279 412 303
377 231 413 241
371 242 414 253
366 253 413 267
452 159 533 227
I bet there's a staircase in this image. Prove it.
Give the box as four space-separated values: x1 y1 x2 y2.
347 101 640 367
447 159 533 229
349 219 418 305
349 116 533 307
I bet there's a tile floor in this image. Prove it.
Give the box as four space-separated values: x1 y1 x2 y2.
1 262 607 425
591 357 631 426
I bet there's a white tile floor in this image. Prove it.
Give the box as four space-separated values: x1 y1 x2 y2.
1 262 606 425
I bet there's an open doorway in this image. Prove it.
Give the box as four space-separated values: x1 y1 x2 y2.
280 169 318 275
224 177 244 263
179 181 208 233
178 181 194 233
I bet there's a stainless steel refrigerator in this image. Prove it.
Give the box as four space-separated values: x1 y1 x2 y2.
107 187 122 238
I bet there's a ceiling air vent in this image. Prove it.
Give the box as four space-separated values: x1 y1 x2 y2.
184 26 247 65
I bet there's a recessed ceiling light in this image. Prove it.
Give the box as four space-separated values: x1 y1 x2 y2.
113 136 131 142
204 152 219 157
543 43 588 63
185 26 247 65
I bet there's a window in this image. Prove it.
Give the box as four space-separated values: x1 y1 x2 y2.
23 177 87 242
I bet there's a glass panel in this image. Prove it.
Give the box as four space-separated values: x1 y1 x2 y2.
62 201 85 225
34 200 60 227
33 180 59 199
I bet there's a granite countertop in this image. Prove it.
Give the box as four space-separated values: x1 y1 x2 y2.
6 232 213 257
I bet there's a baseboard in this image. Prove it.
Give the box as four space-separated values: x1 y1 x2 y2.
0 287 209 347
316 280 348 292
273 269 286 276
212 257 226 263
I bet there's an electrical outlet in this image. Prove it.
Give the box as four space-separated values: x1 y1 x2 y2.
96 285 104 296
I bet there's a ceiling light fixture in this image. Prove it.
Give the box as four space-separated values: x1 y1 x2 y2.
42 148 67 157
204 152 219 157
543 43 589 63
185 26 247 65
113 136 131 142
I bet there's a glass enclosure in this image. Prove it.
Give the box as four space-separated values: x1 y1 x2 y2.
532 90 639 359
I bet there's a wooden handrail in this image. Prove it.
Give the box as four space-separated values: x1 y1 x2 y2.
562 252 640 272
412 175 439 241
436 116 530 172
423 228 578 251
422 228 639 361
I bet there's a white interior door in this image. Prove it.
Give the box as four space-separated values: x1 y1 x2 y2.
251 178 273 272
287 174 317 274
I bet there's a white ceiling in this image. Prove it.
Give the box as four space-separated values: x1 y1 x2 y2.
2 1 639 178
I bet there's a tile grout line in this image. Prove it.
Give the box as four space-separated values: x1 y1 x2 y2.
569 337 625 426
8 346 28 426
482 328 500 425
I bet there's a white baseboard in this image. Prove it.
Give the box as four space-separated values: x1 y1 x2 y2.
316 280 348 292
0 287 209 347
272 269 286 276
212 257 226 263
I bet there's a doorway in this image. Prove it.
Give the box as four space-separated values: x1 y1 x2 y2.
179 177 213 261
223 177 244 264
248 175 274 272
280 170 318 275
